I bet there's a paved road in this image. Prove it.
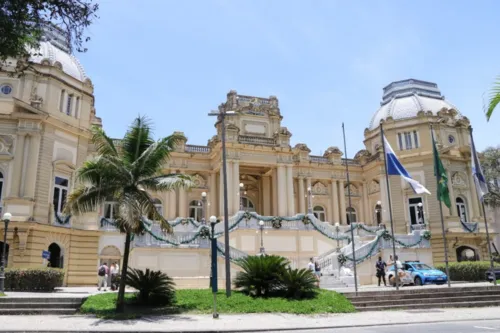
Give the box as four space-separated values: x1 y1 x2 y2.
261 320 500 333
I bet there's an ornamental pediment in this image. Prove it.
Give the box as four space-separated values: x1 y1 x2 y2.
191 174 207 188
312 181 328 195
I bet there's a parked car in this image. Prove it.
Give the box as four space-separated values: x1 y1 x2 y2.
386 265 414 287
404 261 448 286
485 267 500 282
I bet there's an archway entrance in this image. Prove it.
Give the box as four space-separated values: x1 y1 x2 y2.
48 243 63 268
456 245 479 262
0 241 9 267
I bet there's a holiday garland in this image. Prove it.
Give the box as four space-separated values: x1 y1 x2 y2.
460 220 478 233
55 213 71 225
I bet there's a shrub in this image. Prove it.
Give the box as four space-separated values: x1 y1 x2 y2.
435 261 498 282
279 267 317 299
126 268 175 306
234 255 289 297
5 268 64 291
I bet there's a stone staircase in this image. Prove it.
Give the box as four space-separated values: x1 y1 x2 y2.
0 296 83 315
320 275 348 289
343 285 500 311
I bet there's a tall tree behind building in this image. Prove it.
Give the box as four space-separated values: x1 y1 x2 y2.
481 146 500 207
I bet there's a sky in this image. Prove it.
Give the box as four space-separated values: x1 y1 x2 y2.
78 0 500 156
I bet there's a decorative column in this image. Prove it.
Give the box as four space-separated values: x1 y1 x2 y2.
167 190 177 219
233 161 240 214
447 170 456 216
10 133 26 197
220 163 233 217
380 175 390 222
272 169 278 216
467 166 481 218
298 176 305 214
306 177 312 213
331 180 339 223
362 182 369 224
23 133 41 199
178 187 187 218
277 165 287 216
262 175 271 216
339 180 347 224
286 164 295 216
209 172 217 217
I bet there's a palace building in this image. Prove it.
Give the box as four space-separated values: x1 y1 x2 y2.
0 28 496 286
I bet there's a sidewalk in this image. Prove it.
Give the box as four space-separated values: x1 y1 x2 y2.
1 307 500 332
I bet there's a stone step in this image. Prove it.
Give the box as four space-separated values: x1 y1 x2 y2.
352 294 500 307
342 285 500 298
347 289 500 302
0 308 78 315
0 297 83 304
357 299 500 312
0 302 80 309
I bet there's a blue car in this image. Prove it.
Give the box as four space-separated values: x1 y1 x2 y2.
404 261 448 286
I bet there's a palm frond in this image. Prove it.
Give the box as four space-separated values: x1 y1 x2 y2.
485 76 500 121
139 173 194 193
131 134 182 179
64 184 120 215
76 156 131 187
91 126 119 157
121 116 155 165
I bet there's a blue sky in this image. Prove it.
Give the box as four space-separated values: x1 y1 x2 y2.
78 0 500 156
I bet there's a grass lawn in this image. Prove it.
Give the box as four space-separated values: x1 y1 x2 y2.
0 292 5 297
81 289 355 318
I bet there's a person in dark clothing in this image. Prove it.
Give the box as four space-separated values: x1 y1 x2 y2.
376 256 387 286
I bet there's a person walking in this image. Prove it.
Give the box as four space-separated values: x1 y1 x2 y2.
97 262 109 291
375 256 387 286
314 260 322 287
109 263 119 291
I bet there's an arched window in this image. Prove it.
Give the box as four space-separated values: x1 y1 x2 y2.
346 207 357 224
456 197 468 222
456 245 479 262
241 197 255 211
189 200 203 222
313 206 326 222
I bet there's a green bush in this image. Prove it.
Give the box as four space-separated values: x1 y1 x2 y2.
435 261 498 282
234 255 289 297
5 268 64 291
126 268 176 306
234 255 318 299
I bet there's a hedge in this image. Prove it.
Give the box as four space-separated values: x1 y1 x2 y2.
436 261 498 282
5 268 64 291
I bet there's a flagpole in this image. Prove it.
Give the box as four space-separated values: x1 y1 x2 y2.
342 123 358 295
430 125 451 288
379 122 399 290
470 126 497 286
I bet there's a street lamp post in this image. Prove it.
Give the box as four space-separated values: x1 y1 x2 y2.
335 222 340 252
239 183 244 211
208 107 236 297
258 220 265 254
209 215 219 319
0 212 12 293
307 187 313 214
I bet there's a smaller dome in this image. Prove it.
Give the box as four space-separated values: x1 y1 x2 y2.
368 79 463 130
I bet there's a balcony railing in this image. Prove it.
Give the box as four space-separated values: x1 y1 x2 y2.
309 155 329 163
239 135 276 146
185 145 211 154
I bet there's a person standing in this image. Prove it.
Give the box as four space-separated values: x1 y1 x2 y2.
375 256 387 286
97 262 109 291
314 260 321 287
109 263 119 291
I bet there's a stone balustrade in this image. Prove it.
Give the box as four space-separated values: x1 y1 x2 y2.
185 144 210 154
238 135 276 146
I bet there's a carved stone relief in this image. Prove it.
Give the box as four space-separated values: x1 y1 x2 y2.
344 184 360 196
192 174 207 188
452 172 467 188
0 135 14 156
369 180 380 194
312 181 328 195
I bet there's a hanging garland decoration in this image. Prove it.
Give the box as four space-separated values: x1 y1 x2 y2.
55 213 71 225
461 220 478 233
337 254 347 266
345 223 380 235
139 217 211 246
168 217 201 228
422 230 431 240
100 217 118 228
272 217 282 229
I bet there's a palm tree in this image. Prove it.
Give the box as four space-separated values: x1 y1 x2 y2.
64 116 193 312
485 76 500 121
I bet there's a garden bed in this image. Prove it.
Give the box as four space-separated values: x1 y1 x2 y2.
81 289 355 318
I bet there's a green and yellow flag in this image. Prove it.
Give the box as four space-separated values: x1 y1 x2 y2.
432 133 451 208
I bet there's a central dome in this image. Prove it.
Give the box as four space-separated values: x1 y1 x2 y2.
368 79 462 130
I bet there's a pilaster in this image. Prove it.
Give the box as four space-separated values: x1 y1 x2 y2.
331 179 339 223
286 164 295 216
362 182 369 223
209 172 217 217
277 164 287 216
10 133 26 197
23 133 41 199
447 170 456 216
233 161 240 214
339 180 347 224
262 175 271 216
298 176 305 214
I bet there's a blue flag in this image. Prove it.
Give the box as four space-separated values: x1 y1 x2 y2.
470 131 489 202
383 135 431 195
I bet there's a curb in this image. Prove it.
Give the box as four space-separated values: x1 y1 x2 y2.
2 317 500 333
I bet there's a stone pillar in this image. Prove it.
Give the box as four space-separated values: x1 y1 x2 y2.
339 180 347 224
362 182 370 224
380 175 390 222
331 180 339 223
22 134 40 199
209 172 217 217
178 187 187 218
306 177 312 213
220 162 233 217
262 175 271 216
277 165 287 216
10 133 26 197
467 166 481 218
233 161 240 214
298 176 305 214
167 190 177 219
272 169 278 216
447 171 456 216
286 164 295 216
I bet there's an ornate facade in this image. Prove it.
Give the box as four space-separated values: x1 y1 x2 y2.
0 31 496 286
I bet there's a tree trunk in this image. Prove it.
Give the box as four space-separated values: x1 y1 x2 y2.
116 231 131 313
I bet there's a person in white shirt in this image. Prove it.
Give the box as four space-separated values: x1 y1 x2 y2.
308 257 315 272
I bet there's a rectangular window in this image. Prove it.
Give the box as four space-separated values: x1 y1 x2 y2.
104 202 119 219
66 94 73 115
404 132 412 150
53 176 69 214
398 133 403 150
74 97 80 118
413 130 419 148
59 90 65 112
408 197 423 225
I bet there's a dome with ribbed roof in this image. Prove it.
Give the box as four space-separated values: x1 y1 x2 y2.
368 79 462 130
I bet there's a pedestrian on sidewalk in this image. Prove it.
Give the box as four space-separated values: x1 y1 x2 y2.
97 262 109 291
376 256 387 286
109 263 119 291
314 260 321 287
